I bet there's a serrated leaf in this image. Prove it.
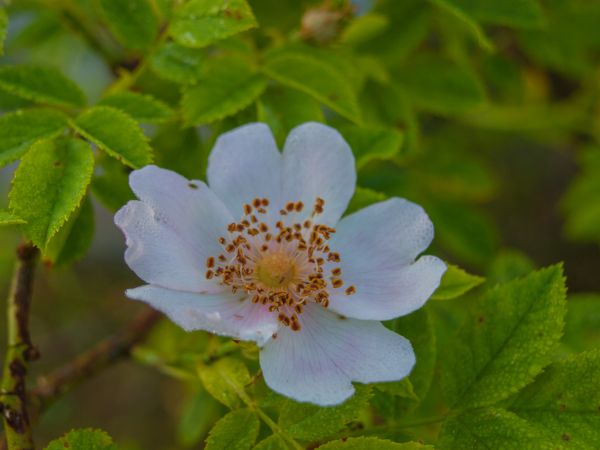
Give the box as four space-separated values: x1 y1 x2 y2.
0 65 86 108
396 56 485 115
263 47 362 124
0 210 25 225
257 86 324 144
44 196 95 267
443 265 567 409
432 264 484 300
9 137 94 250
99 92 173 123
171 0 257 48
340 126 404 169
100 0 158 49
0 8 7 56
0 108 68 167
439 408 550 450
150 42 205 84
181 57 266 125
318 437 433 450
279 385 371 441
198 357 250 409
442 0 544 28
205 408 259 450
252 435 289 450
508 349 600 448
44 428 118 450
346 187 387 215
73 106 152 168
177 388 221 447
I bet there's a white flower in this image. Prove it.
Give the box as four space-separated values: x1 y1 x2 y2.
115 122 446 406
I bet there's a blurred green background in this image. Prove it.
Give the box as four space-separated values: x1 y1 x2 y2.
0 0 599 448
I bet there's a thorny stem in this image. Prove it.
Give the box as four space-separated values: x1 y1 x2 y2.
0 243 39 450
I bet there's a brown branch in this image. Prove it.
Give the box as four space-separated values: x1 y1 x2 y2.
29 307 161 418
0 243 40 450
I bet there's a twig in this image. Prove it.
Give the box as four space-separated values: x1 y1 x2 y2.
0 243 40 450
29 307 162 417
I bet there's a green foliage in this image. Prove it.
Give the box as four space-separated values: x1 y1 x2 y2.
443 266 566 409
198 357 251 409
182 57 266 125
0 210 25 225
100 0 158 50
170 0 257 48
99 92 173 123
150 42 205 84
252 435 288 450
279 386 372 441
73 106 153 168
431 264 485 301
0 65 86 108
44 428 118 450
263 46 362 124
9 137 94 250
205 409 259 450
177 388 222 447
0 108 68 167
0 8 7 56
346 187 387 215
340 126 404 169
318 438 432 449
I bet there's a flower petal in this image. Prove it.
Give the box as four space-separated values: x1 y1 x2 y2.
281 122 356 226
127 285 279 345
260 304 415 406
207 123 282 219
326 198 446 320
116 166 233 292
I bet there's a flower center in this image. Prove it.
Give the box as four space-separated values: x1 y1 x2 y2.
204 197 356 332
256 251 297 288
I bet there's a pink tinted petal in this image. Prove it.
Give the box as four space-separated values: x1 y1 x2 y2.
116 166 234 293
259 304 415 406
207 123 282 219
326 198 445 320
127 285 279 345
281 122 355 226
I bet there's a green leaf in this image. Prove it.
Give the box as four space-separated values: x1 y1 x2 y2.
198 357 250 409
0 109 68 167
431 264 484 301
44 428 118 450
279 385 371 441
205 408 259 450
0 65 86 108
430 0 494 51
439 407 550 450
318 437 433 449
99 92 173 123
441 0 544 28
564 293 600 352
100 0 158 49
346 187 387 215
150 42 205 84
443 265 567 409
256 86 324 145
44 196 95 267
339 126 404 169
263 47 362 124
9 137 94 250
177 388 221 447
181 57 266 125
171 0 257 48
252 435 288 450
341 13 389 46
487 249 535 284
396 56 485 115
508 349 600 448
92 155 135 212
0 210 25 225
0 8 7 56
374 378 418 401
73 106 152 168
